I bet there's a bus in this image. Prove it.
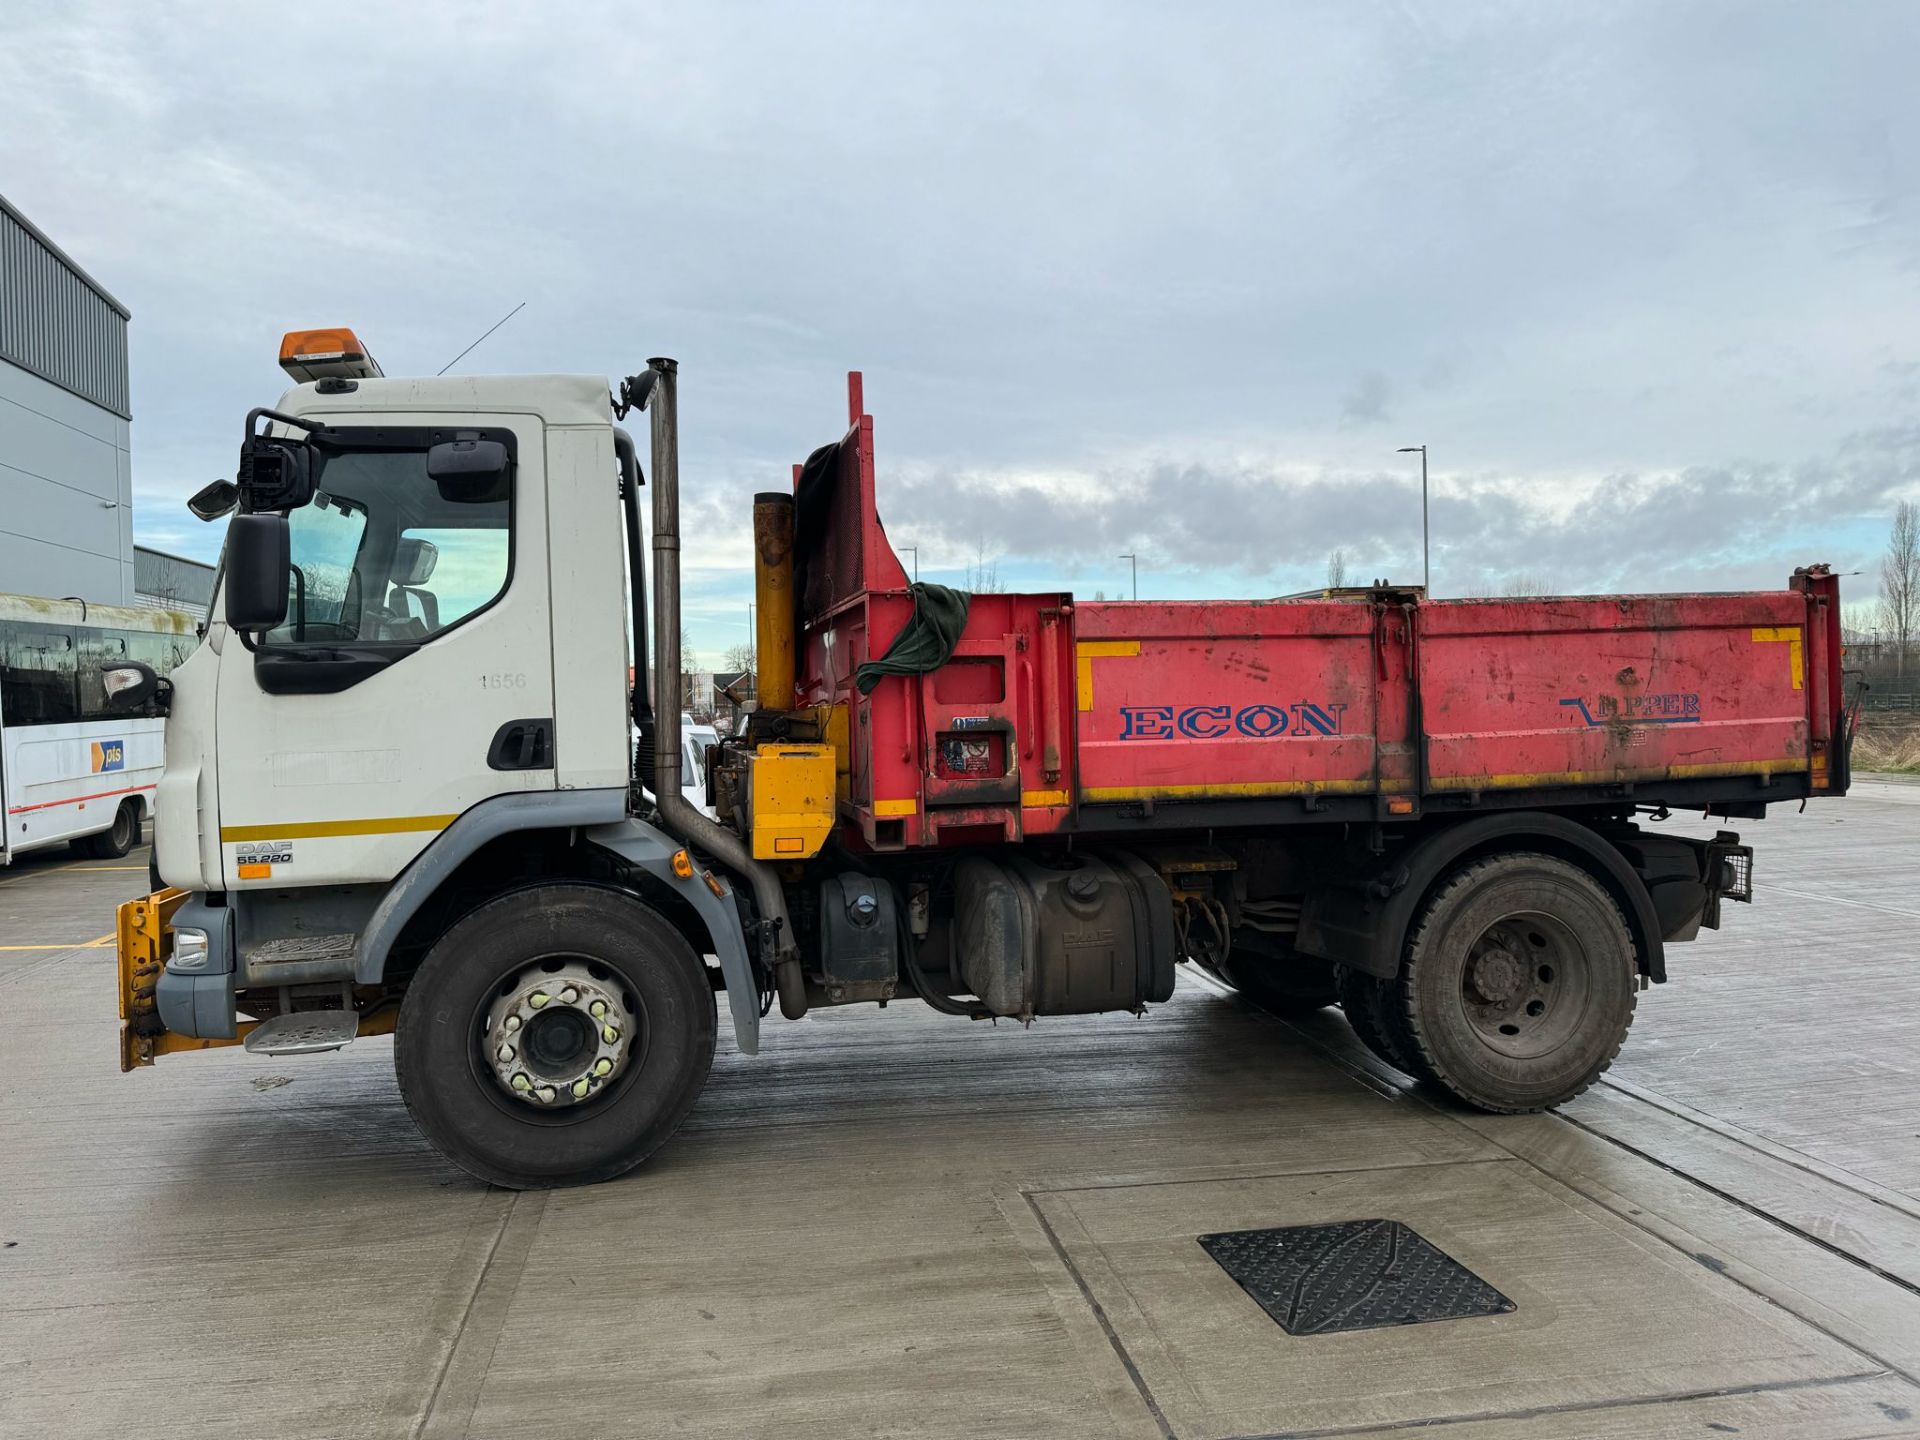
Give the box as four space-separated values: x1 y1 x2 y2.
0 593 198 864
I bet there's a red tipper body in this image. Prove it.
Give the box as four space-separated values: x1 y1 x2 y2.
793 375 1848 850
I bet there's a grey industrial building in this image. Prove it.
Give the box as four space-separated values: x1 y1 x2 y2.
1 191 137 606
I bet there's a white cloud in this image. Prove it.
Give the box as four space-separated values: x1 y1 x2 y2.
4 0 1917 654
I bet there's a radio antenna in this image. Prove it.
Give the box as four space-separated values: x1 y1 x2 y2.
436 301 527 376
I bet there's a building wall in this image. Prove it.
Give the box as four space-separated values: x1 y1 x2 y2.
0 357 134 604
0 193 134 607
133 544 215 614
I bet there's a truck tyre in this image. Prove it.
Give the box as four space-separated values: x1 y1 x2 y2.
1397 853 1636 1114
76 800 138 859
395 883 716 1189
1336 965 1413 1073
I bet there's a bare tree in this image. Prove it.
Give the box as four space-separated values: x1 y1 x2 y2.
680 626 699 671
966 541 1004 593
721 641 755 674
1326 549 1348 589
1502 573 1550 597
1882 500 1919 680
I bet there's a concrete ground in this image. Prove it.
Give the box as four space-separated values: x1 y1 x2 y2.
4 788 1920 1440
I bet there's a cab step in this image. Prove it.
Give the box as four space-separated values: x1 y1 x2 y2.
243 1010 360 1056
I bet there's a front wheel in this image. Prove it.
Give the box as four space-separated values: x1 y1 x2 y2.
1397 853 1637 1114
395 883 717 1188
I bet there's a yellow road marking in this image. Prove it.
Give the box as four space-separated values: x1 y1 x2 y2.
219 813 457 842
0 933 114 951
0 859 92 890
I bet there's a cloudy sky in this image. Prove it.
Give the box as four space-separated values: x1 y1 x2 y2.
5 1 1917 662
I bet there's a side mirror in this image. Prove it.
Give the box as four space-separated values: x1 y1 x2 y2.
101 661 170 715
226 512 291 630
187 479 238 521
429 435 510 503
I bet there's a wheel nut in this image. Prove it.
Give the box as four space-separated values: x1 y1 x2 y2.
510 1073 532 1092
593 1058 614 1077
529 992 551 1009
535 1085 557 1104
504 1014 522 1031
559 986 580 1004
571 1078 591 1099
496 1044 515 1063
589 1000 608 1019
602 1024 620 1044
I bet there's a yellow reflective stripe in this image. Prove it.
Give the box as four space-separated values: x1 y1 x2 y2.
1427 760 1800 792
871 798 918 817
218 814 458 842
1075 640 1140 711
1082 779 1387 801
1751 626 1804 690
1021 789 1071 807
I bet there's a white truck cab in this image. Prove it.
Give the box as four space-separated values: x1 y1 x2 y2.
113 340 785 1187
155 370 631 896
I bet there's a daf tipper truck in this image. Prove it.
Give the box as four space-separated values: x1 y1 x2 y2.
105 331 1852 1188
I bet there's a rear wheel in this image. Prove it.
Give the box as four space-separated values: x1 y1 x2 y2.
395 883 716 1188
1336 965 1411 1072
76 800 138 859
1397 853 1637 1113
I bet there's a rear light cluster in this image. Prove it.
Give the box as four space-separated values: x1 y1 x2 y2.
1706 834 1754 903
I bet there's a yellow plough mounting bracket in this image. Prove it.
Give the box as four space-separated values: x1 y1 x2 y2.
117 889 400 1072
118 888 195 1071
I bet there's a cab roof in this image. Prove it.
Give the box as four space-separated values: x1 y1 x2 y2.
275 373 614 429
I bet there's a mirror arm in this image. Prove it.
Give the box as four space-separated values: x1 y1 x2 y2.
289 562 307 643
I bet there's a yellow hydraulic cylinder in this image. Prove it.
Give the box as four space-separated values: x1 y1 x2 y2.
753 491 796 712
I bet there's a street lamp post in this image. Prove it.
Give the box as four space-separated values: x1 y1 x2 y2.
1397 445 1430 594
1119 552 1137 600
901 545 918 583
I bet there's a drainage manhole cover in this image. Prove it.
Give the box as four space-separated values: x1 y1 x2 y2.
1198 1218 1515 1336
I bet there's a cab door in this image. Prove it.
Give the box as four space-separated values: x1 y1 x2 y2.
213 416 555 890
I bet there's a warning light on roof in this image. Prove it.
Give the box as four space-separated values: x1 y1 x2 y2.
278 328 384 383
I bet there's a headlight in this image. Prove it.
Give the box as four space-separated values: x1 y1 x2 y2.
167 927 212 973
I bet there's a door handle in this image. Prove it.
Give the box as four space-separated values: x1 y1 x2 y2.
487 718 554 771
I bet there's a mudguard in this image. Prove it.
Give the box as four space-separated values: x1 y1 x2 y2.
583 819 763 1055
1294 812 1667 984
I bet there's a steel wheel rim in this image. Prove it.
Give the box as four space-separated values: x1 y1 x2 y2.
474 956 648 1117
1456 910 1593 1061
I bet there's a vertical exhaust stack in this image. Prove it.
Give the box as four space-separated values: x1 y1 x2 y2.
752 492 796 712
642 358 805 1015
